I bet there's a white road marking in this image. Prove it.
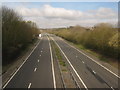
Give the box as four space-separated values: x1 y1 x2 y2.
28 83 32 89
34 68 37 72
40 55 41 57
92 70 96 74
76 56 78 58
82 61 85 64
38 59 40 62
41 51 43 52
51 37 88 90
59 37 120 78
3 38 42 88
47 36 56 89
111 87 115 90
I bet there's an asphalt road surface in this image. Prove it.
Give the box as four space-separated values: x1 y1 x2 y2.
4 34 55 88
49 34 119 89
3 33 119 89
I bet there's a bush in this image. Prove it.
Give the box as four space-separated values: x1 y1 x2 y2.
51 23 119 60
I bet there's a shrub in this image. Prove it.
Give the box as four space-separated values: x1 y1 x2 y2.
51 23 119 60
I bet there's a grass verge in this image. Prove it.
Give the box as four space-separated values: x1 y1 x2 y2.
50 39 67 68
2 39 38 74
65 39 119 69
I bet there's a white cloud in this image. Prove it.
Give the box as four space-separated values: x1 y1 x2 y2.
15 4 117 28
42 5 83 19
95 7 117 19
15 4 84 19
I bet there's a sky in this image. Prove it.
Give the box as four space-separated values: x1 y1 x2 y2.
2 2 118 28
1 0 120 2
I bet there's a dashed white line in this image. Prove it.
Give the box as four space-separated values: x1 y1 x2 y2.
51 36 88 90
3 38 42 88
82 61 85 64
38 59 40 62
92 70 96 74
59 36 120 78
28 83 32 89
111 87 115 90
34 68 37 72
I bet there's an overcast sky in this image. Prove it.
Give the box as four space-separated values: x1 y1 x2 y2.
3 2 118 28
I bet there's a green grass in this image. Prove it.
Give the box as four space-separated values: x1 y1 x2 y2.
59 60 66 66
76 44 86 50
98 56 108 62
67 40 99 57
2 39 38 74
50 40 66 67
67 40 108 61
55 47 62 60
62 69 67 72
65 40 119 68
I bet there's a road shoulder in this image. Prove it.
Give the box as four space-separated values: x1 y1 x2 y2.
2 38 41 87
58 36 119 77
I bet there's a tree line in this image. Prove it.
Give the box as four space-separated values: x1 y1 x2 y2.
51 23 119 61
2 6 40 65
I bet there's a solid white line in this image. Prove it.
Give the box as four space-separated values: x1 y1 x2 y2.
34 68 37 72
38 59 40 62
28 83 32 89
51 37 88 90
47 36 56 89
3 38 42 88
59 37 120 78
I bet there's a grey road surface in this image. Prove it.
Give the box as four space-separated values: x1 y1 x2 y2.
3 33 119 89
4 34 54 88
49 34 119 89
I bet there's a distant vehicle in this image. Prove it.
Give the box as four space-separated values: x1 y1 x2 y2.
39 34 41 37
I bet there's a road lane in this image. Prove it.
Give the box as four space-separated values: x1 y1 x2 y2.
30 36 55 88
50 34 119 89
4 34 54 88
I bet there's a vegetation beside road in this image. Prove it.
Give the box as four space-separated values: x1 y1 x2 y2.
49 23 119 63
50 39 66 67
2 6 40 65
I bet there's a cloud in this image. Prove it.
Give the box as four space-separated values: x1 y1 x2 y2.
16 4 117 19
42 5 83 19
95 7 117 19
15 4 84 19
24 16 117 28
15 4 117 28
